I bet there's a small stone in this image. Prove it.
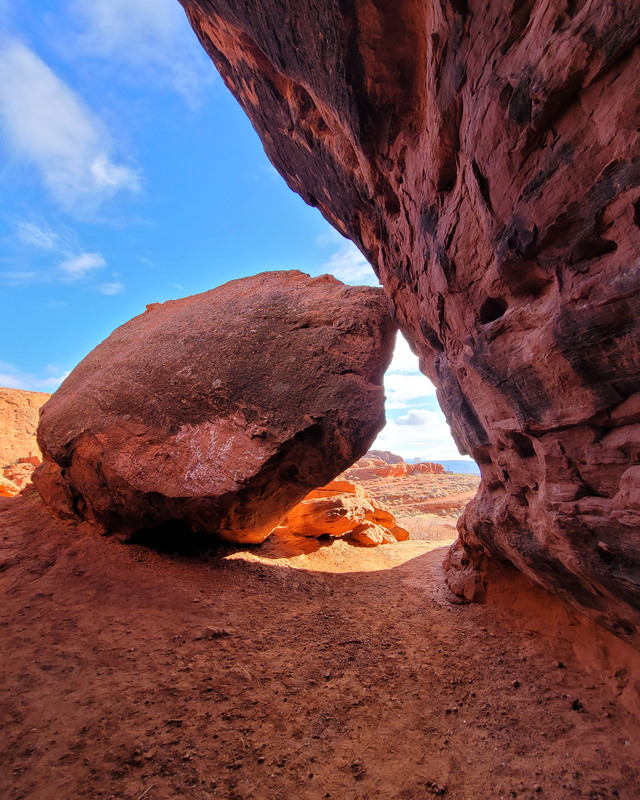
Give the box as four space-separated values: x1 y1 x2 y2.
194 627 232 641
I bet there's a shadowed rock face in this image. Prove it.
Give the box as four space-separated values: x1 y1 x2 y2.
34 271 396 543
179 0 640 643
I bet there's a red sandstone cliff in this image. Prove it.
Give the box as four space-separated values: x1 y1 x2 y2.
179 0 640 646
0 387 48 466
0 388 49 497
343 453 445 481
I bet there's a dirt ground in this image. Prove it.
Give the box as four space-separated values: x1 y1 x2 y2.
2 490 639 800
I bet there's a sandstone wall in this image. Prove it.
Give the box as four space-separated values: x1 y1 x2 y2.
0 388 49 466
179 0 640 645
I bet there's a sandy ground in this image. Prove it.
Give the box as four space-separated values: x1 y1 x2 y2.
2 490 640 800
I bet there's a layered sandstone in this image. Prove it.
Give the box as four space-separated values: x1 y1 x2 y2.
180 1 640 644
34 271 395 543
272 479 410 546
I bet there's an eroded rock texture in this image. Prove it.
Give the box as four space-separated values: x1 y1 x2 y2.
180 0 640 642
34 271 395 543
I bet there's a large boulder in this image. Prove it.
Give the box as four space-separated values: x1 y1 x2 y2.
33 271 395 543
179 0 640 644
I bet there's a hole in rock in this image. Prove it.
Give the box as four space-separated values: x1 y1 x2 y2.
323 333 481 549
226 333 482 569
510 431 536 458
479 296 508 324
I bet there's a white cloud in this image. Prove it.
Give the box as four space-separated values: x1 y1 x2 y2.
396 409 435 426
99 280 124 295
60 252 106 280
373 407 464 461
387 333 423 375
69 0 215 103
385 373 437 408
0 361 70 392
383 333 437 408
320 241 379 286
0 39 139 210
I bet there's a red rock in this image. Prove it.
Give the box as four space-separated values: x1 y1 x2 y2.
18 456 41 467
0 474 19 498
343 453 445 481
272 478 410 545
368 450 404 465
2 463 37 490
34 271 395 544
180 1 640 644
0 388 49 467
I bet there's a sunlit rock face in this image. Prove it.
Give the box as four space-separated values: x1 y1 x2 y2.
34 271 395 544
180 0 640 644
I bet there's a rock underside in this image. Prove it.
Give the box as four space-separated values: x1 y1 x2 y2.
179 0 640 645
33 271 396 543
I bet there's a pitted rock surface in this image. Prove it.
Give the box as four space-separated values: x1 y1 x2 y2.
34 271 395 543
179 0 640 643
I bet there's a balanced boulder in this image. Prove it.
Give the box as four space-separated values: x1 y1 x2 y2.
33 271 396 543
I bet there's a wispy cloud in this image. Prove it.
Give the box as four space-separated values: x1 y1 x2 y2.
68 0 215 104
1 270 40 286
319 241 379 286
0 38 139 210
373 407 463 461
383 334 436 409
14 220 72 252
99 280 124 295
0 361 70 392
60 252 106 280
2 218 108 286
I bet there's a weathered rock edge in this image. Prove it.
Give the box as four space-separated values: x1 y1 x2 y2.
179 0 640 645
33 271 396 543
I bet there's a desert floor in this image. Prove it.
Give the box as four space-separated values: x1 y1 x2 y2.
1 491 639 800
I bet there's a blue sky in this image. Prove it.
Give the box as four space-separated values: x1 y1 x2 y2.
0 0 472 464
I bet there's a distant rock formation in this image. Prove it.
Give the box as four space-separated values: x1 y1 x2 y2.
367 450 404 465
0 388 49 497
34 271 396 543
180 0 640 645
0 387 48 466
343 451 445 481
272 479 410 546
